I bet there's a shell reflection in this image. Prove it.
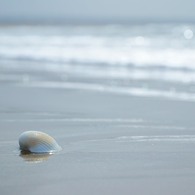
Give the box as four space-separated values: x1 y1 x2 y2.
20 151 52 163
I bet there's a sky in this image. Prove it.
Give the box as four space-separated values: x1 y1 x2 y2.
0 0 195 23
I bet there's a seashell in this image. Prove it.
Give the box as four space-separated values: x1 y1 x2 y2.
19 131 62 154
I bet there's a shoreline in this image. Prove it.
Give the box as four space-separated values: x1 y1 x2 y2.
1 84 195 195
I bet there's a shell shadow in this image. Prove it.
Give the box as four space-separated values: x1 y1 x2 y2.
20 150 53 163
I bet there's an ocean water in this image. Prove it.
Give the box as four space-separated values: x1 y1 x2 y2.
0 23 195 101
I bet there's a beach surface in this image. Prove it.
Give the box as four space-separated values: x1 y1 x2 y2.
1 24 195 195
1 84 195 195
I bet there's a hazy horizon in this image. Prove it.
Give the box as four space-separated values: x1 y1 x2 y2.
1 0 195 24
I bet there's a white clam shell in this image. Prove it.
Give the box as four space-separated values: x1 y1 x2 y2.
19 131 62 153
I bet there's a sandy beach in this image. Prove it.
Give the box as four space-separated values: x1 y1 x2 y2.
1 23 195 195
1 84 195 195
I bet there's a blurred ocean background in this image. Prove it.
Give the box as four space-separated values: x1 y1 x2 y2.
0 23 195 101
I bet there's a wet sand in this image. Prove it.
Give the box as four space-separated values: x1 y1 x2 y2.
1 85 195 195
